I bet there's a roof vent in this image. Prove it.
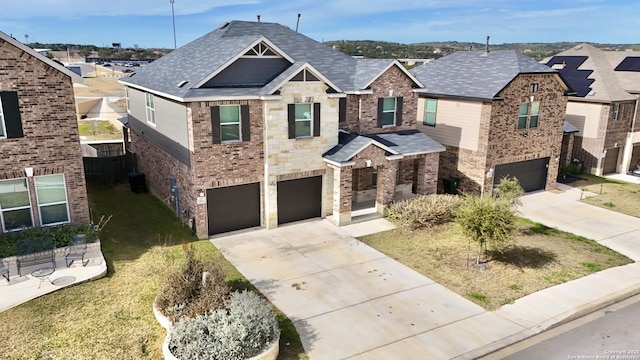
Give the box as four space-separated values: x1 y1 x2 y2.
177 80 189 88
218 22 230 30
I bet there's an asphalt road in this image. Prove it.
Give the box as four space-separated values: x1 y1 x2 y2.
496 294 640 359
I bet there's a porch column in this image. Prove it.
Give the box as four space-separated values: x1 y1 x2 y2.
331 165 353 226
375 163 397 214
416 154 439 195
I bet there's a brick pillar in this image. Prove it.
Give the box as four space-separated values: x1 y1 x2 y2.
331 165 352 225
375 163 397 213
416 154 439 195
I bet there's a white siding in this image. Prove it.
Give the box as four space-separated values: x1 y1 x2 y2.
565 102 604 139
417 98 482 151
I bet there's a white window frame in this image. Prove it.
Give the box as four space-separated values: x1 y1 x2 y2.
34 174 70 227
294 103 313 138
0 98 6 139
518 101 540 130
219 105 241 142
0 178 34 232
145 93 156 126
423 98 437 126
381 97 397 127
613 103 620 120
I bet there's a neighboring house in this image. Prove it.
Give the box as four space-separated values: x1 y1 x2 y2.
0 31 90 233
119 21 443 238
545 44 640 175
411 50 570 195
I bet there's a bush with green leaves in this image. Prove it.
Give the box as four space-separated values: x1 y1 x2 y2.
169 290 280 360
385 194 464 229
155 245 231 323
455 196 517 265
493 177 524 206
0 223 99 258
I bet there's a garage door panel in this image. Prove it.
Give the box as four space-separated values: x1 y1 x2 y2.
603 147 619 174
207 183 260 235
495 158 549 192
278 176 322 225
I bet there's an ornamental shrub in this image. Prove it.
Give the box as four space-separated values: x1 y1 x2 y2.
169 290 280 360
155 245 231 323
385 194 464 229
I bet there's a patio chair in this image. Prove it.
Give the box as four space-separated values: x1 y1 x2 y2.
65 234 89 267
0 258 9 281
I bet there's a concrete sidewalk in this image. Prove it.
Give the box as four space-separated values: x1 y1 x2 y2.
0 244 107 312
212 185 640 360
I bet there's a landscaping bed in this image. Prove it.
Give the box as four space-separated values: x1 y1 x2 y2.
360 218 632 310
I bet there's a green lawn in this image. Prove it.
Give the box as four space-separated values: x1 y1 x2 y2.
0 184 306 359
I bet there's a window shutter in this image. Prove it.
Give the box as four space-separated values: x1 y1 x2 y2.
313 103 321 137
211 106 221 144
240 105 250 141
396 97 403 126
1 91 24 138
377 98 384 128
338 98 346 123
287 104 295 139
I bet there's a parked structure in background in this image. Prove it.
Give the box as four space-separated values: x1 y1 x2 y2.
119 21 444 238
0 31 90 234
545 44 640 176
411 50 570 195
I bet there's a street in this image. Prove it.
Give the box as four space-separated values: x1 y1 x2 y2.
484 294 640 359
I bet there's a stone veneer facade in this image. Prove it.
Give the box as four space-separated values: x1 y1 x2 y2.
435 73 568 196
0 37 90 232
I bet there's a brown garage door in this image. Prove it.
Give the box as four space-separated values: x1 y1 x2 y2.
603 147 619 174
277 176 322 225
207 183 260 235
494 158 549 192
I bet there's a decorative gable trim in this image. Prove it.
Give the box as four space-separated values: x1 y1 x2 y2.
360 60 424 90
265 62 343 95
193 36 294 89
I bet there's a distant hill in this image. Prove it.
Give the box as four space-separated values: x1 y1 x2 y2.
323 40 640 61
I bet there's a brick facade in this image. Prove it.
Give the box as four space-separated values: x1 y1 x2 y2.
0 37 90 233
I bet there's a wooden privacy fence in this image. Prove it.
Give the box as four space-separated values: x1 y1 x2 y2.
83 151 134 187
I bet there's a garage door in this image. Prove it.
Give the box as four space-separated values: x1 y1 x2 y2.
277 176 322 225
603 147 619 174
207 183 260 235
629 145 640 171
494 158 549 192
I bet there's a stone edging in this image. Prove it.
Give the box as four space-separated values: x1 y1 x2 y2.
152 304 280 360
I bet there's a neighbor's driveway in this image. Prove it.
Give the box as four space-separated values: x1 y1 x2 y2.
211 219 525 360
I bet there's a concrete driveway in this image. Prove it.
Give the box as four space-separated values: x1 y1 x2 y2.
211 219 525 360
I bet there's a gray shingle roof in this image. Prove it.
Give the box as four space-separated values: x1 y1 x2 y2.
563 121 579 133
120 21 361 100
323 130 445 164
410 50 556 100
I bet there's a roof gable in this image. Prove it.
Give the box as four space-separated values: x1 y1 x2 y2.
354 59 423 91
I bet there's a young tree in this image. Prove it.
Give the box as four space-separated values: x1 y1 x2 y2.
493 176 524 206
455 196 517 265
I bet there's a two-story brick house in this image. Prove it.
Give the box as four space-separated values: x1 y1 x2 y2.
0 31 90 233
411 50 569 195
119 21 443 238
545 44 640 175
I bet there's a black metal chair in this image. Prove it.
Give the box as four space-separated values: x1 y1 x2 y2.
65 234 89 267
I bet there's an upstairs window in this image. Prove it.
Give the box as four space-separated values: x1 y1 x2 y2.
0 178 33 232
288 103 321 139
423 98 437 126
377 97 403 127
0 91 24 139
145 93 156 126
613 103 620 120
518 101 540 129
211 105 250 144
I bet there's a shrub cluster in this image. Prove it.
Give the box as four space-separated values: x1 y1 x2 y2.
385 194 464 229
0 224 99 258
169 290 280 360
155 245 231 323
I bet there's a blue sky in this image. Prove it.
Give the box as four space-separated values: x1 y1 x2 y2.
0 0 638 49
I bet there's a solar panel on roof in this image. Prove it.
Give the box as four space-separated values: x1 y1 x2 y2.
545 56 594 97
614 57 640 72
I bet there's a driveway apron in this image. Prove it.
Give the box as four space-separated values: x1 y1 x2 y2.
211 219 523 360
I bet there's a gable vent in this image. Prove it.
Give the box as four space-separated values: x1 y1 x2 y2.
177 80 189 88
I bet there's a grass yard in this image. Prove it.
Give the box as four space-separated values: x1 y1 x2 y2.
78 120 122 141
0 185 306 360
360 218 632 310
567 174 640 218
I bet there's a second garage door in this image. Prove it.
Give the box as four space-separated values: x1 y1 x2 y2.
207 183 261 236
277 176 322 225
494 158 549 192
